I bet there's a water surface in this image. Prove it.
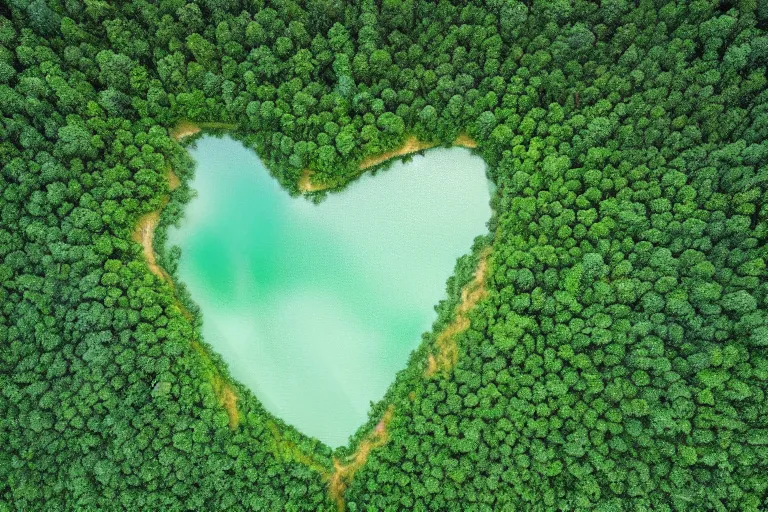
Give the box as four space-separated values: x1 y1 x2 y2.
168 136 491 446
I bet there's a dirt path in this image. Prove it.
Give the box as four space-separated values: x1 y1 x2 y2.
169 120 238 142
168 168 181 190
169 120 202 141
453 132 478 148
131 168 181 286
298 168 327 193
360 133 477 169
426 248 491 377
264 405 396 511
214 375 241 429
132 205 172 284
299 133 478 193
266 420 330 476
358 135 436 170
186 342 241 429
328 405 395 511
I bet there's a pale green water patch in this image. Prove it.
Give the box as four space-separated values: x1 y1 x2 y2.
167 136 491 447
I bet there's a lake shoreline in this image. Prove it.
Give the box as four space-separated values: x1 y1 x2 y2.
298 132 478 193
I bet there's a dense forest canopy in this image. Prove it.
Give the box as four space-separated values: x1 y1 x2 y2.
1 0 768 510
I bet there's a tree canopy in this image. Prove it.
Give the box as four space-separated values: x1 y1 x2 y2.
1 0 768 510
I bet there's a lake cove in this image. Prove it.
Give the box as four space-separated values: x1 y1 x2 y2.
167 136 492 447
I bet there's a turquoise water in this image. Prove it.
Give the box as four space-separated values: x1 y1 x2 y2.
168 136 491 447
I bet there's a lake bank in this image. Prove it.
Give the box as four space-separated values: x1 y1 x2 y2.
299 133 478 193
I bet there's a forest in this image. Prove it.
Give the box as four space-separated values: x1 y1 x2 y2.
1 0 768 510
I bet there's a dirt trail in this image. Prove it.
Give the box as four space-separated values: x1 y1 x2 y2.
214 375 241 429
426 248 491 377
453 132 478 148
266 420 330 476
132 204 172 284
188 341 241 430
168 168 181 190
131 168 181 286
360 133 477 169
328 405 395 511
169 120 238 142
358 135 436 170
298 168 327 193
299 133 478 193
169 120 202 141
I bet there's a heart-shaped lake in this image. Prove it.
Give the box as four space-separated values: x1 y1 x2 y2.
167 136 491 446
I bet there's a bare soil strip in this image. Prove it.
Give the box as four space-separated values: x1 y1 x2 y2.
188 341 241 430
453 132 478 148
132 206 172 285
168 168 181 190
214 375 241 429
425 248 491 377
266 421 330 476
169 120 201 141
358 135 436 170
328 405 395 511
169 120 238 142
299 133 478 193
298 168 327 193
131 168 182 287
